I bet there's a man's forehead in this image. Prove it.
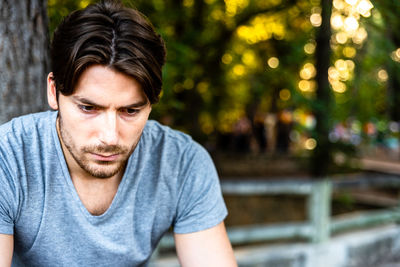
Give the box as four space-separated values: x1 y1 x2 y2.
68 65 149 106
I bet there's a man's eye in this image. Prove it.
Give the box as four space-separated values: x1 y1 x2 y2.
123 108 139 115
79 105 96 112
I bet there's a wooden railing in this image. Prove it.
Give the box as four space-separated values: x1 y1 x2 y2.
157 172 400 249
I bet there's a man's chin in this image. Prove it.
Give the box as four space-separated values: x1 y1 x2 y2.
84 163 124 179
87 170 120 179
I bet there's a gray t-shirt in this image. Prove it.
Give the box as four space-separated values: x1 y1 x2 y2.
0 111 227 266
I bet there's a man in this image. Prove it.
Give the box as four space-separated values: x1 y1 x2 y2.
0 1 237 266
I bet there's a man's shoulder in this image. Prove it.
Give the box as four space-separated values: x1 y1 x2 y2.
141 120 210 163
0 110 54 128
0 111 56 147
143 120 194 146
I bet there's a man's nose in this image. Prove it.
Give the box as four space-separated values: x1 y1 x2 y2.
99 112 119 145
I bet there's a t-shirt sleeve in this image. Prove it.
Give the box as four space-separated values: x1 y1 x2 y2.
173 142 228 234
0 149 18 235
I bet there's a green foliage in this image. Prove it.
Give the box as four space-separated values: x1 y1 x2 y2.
47 0 313 140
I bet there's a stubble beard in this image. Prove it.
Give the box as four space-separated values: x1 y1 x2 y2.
58 115 136 179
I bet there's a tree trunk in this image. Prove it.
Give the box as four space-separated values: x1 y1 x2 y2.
0 0 49 124
312 0 333 177
384 12 400 122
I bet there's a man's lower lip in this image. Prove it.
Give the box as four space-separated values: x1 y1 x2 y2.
91 153 119 161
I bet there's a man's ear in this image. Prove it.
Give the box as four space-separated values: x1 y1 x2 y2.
47 73 58 110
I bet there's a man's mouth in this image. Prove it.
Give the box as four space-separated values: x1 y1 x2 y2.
90 153 120 161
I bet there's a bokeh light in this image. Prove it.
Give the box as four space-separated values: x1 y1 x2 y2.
233 64 246 76
335 32 348 44
222 53 233 64
242 50 257 68
344 16 359 32
305 138 317 150
310 13 322 27
236 14 286 44
279 89 291 101
298 80 316 92
333 0 345 10
304 43 316 54
300 63 317 80
331 13 344 29
345 0 357 6
225 0 250 16
352 27 368 44
267 57 279 68
377 69 388 82
343 46 356 58
357 0 374 17
391 48 400 62
331 80 347 93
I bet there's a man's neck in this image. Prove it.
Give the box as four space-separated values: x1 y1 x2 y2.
69 170 123 216
56 117 123 215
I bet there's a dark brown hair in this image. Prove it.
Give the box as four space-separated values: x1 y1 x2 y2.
50 0 166 104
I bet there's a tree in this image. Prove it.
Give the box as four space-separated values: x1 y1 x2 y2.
312 0 333 177
0 0 49 124
374 2 400 122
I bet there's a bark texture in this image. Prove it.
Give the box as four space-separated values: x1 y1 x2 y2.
0 0 49 124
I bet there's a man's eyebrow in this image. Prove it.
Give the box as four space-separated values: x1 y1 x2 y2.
124 100 149 108
72 96 104 108
72 96 148 109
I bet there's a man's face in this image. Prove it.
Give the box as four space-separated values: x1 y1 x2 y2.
48 65 152 179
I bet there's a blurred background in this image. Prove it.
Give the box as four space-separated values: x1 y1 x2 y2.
45 0 400 176
2 0 400 265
